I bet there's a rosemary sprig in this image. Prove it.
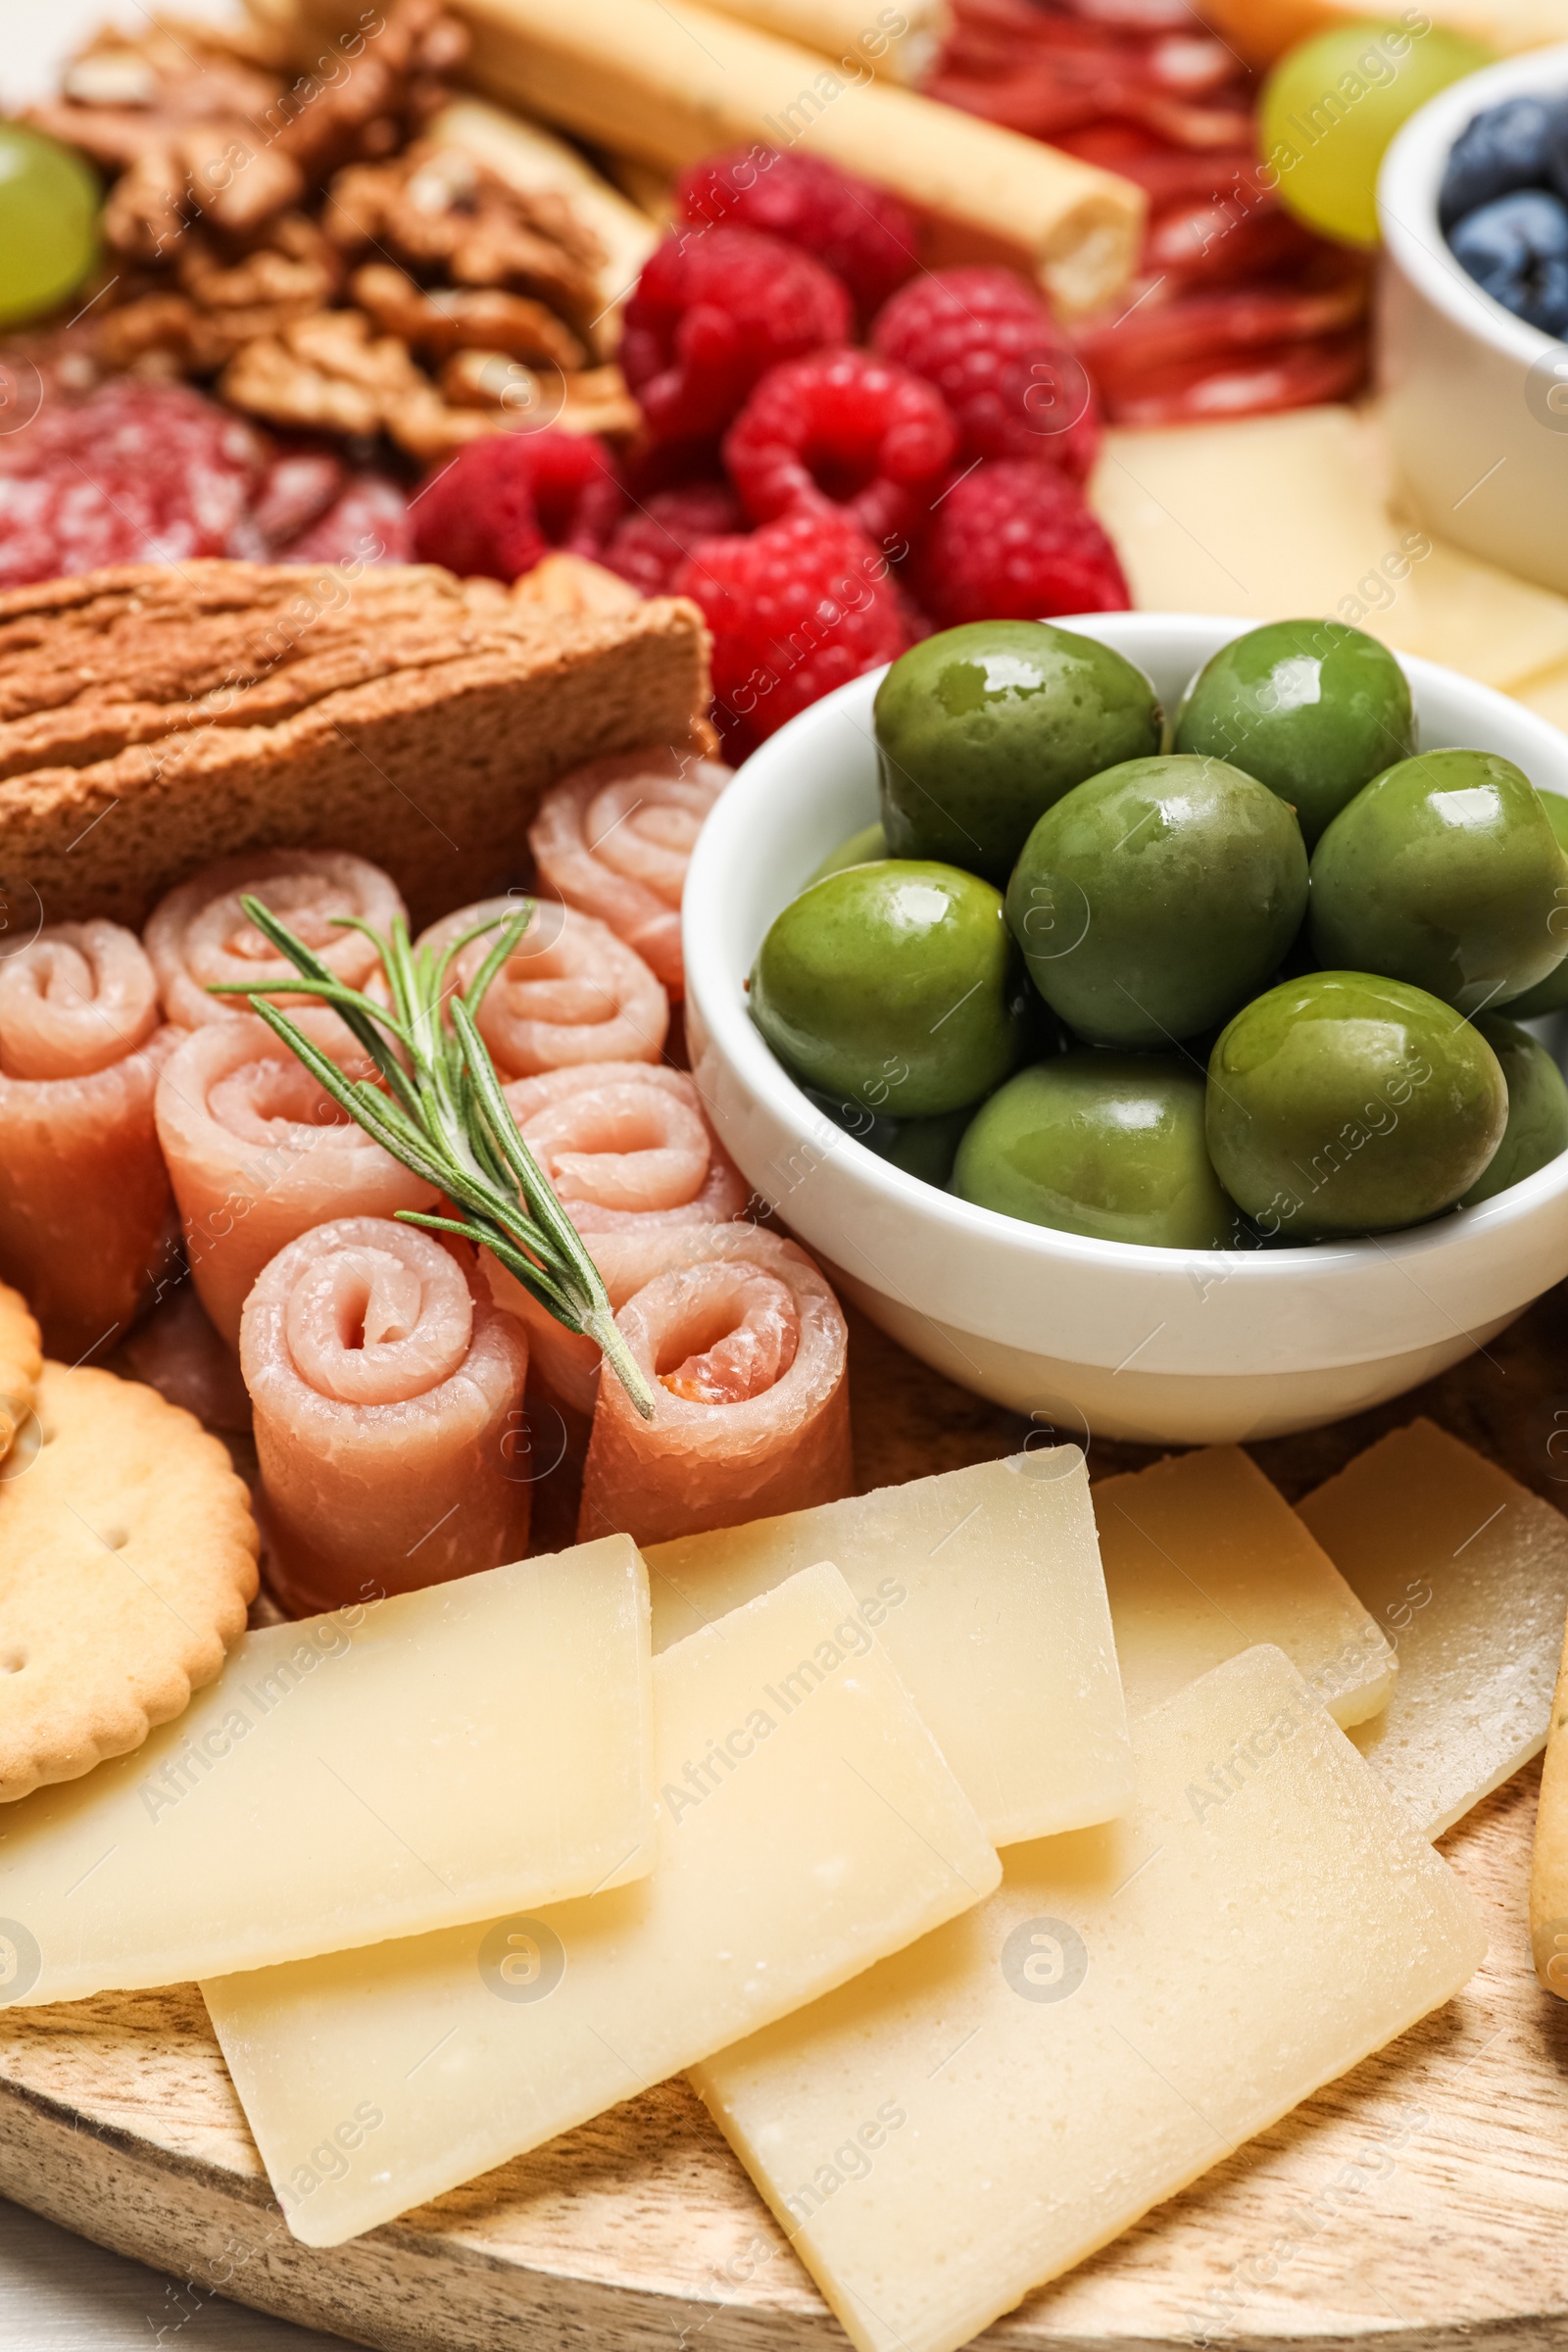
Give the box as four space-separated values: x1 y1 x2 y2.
211 894 657 1421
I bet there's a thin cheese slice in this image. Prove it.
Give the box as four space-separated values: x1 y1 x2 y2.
692 1644 1484 2352
1298 1419 1568 1838
203 1560 1000 2248
1091 404 1568 699
0 1536 654 2006
1515 661 1568 732
1094 1446 1395 1727
646 1450 1132 1845
1400 535 1568 695
1090 408 1409 636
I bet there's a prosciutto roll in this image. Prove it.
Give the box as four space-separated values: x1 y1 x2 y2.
487 1061 749 1414
241 1218 531 1617
527 747 731 997
155 1010 438 1348
0 921 178 1357
145 850 404 1029
414 898 667 1077
577 1225 852 1546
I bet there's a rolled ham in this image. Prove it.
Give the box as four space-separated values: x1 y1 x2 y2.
155 1010 439 1347
577 1224 852 1546
241 1217 531 1616
486 1060 750 1414
0 921 178 1358
145 849 404 1030
414 898 668 1077
527 747 731 997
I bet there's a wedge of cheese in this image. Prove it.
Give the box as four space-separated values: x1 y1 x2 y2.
203 1561 1000 2247
646 1449 1132 1846
1299 1419 1568 1838
0 1536 655 2006
692 1643 1483 2352
1094 1446 1395 1726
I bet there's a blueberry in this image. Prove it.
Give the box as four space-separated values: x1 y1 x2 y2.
1440 95 1568 227
1449 189 1568 333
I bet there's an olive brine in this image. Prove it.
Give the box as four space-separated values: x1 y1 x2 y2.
748 618 1568 1250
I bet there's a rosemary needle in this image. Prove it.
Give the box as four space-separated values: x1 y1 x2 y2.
211 894 657 1422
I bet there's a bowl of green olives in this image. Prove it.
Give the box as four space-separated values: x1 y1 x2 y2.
683 612 1568 1445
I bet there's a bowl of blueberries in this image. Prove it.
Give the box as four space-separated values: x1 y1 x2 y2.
685 612 1568 1446
1379 46 1568 596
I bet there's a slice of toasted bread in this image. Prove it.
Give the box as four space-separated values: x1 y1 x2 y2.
0 561 710 929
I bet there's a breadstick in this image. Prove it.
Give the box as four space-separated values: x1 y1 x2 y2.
700 0 953 86
283 0 1142 317
1531 1602 1568 1997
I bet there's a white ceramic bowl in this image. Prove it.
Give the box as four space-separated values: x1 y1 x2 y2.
1378 46 1568 595
684 612 1568 1446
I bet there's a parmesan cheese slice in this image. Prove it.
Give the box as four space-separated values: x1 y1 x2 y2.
691 1644 1484 2352
202 1560 1000 2248
1094 1446 1396 1727
0 1536 654 2006
1298 1419 1568 1838
646 1449 1132 1846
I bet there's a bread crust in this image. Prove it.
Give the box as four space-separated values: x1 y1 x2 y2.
0 561 710 928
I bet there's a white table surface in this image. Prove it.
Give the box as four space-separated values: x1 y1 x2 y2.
0 16 354 2346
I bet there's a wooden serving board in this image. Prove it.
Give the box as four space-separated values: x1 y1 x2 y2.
5 1298 1568 2352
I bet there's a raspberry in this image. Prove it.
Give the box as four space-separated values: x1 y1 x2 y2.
620 226 852 443
910 461 1130 629
411 430 623 581
601 480 746 596
675 147 920 319
673 507 914 757
724 348 958 549
871 266 1102 483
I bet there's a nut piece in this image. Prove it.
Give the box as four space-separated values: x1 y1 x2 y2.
351 263 587 368
32 1 468 262
220 310 425 436
512 552 642 616
327 143 605 326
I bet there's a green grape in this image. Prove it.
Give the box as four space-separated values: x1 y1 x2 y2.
0 125 100 329
1259 22 1491 248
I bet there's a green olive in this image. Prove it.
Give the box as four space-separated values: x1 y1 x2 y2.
750 860 1030 1117
952 1054 1238 1249
1173 619 1415 846
1492 790 1568 1016
1458 1016 1568 1204
808 821 888 885
1004 754 1308 1048
873 620 1162 885
1308 749 1568 1014
1206 971 1507 1238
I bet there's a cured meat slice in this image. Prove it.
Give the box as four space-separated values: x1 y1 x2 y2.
486 1061 749 1410
414 897 667 1077
0 378 267 593
577 1224 852 1546
241 1218 531 1616
528 747 731 999
155 1009 438 1347
145 849 404 1030
0 920 178 1358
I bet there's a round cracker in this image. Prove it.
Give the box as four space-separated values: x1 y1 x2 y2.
0 1285 41 1465
0 1363 259 1802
